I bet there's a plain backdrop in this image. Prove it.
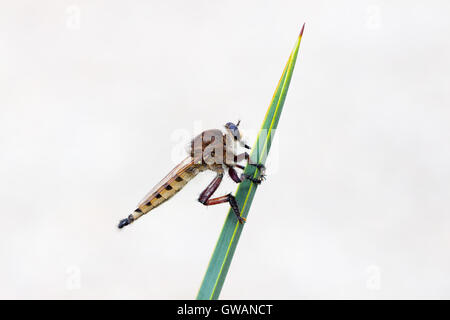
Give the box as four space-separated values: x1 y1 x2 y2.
1 1 450 299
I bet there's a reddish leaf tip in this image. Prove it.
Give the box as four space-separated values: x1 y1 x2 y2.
299 23 305 37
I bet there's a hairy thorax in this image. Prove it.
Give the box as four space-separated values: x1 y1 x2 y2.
189 129 237 173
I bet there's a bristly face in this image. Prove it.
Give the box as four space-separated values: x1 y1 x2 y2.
225 121 241 141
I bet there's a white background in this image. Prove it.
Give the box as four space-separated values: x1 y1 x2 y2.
1 1 450 299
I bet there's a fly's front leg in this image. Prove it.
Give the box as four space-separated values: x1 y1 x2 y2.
234 152 250 164
241 172 266 185
233 153 267 185
234 153 266 174
198 173 246 224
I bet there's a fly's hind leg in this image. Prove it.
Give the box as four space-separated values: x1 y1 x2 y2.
203 194 246 224
198 173 246 224
234 152 250 164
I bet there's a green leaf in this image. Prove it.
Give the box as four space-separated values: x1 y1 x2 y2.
196 25 305 300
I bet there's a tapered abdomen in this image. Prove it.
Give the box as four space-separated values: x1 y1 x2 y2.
131 157 204 221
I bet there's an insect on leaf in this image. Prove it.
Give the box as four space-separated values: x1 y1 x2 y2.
197 24 306 300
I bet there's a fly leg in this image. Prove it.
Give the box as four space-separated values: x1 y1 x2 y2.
232 153 267 185
198 173 246 224
229 165 266 186
234 152 250 164
204 194 246 224
234 153 266 175
228 167 243 183
241 173 266 185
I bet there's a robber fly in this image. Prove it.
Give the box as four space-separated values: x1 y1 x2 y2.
118 121 265 229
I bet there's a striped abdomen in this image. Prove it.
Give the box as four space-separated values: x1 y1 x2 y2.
131 157 205 221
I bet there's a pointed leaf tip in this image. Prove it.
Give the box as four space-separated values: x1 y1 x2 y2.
299 23 305 37
197 29 304 300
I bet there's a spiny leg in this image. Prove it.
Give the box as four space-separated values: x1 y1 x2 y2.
234 152 250 164
198 173 245 224
229 166 266 185
203 194 246 224
234 152 266 174
243 162 266 184
241 173 266 184
231 154 267 185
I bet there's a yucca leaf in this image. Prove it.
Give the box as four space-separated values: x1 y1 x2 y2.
196 25 305 300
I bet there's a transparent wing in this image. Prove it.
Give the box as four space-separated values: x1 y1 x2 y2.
137 156 194 207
